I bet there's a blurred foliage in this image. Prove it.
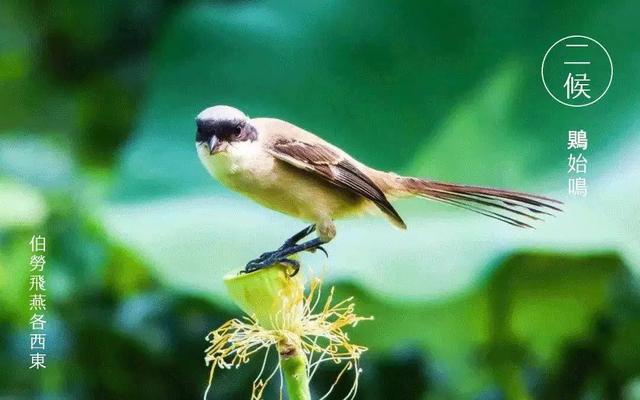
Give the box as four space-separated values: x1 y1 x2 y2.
3 200 638 399
1 0 640 399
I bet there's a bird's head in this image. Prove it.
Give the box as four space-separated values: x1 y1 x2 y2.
195 105 257 155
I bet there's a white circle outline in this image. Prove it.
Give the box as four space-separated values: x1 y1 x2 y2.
541 35 613 108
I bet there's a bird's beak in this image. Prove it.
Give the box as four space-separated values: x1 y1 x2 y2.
208 135 220 155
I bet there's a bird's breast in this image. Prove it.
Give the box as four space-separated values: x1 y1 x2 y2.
197 141 276 192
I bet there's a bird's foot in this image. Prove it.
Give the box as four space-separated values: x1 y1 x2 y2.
241 224 321 269
278 224 316 250
242 235 328 276
254 243 326 262
244 253 301 276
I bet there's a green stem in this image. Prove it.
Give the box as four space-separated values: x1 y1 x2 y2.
278 339 311 400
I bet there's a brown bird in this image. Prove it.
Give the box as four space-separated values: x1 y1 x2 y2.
195 105 562 274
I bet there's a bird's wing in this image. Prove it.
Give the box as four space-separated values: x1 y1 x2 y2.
267 136 406 228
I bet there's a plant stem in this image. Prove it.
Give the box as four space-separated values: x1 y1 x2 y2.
278 339 311 400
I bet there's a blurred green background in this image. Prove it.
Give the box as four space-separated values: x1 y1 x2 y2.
1 0 639 399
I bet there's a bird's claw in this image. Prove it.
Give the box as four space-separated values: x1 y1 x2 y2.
242 225 324 276
316 245 328 257
243 252 300 276
306 245 328 257
280 258 301 276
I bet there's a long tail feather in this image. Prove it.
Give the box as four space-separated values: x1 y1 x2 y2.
400 177 563 228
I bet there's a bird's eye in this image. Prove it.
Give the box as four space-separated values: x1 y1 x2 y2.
234 126 242 134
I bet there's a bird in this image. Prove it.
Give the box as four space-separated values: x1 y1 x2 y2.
195 105 562 274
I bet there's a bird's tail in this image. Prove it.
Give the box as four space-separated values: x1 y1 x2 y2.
388 175 563 228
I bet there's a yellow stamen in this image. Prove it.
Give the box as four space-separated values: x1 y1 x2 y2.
204 264 372 400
